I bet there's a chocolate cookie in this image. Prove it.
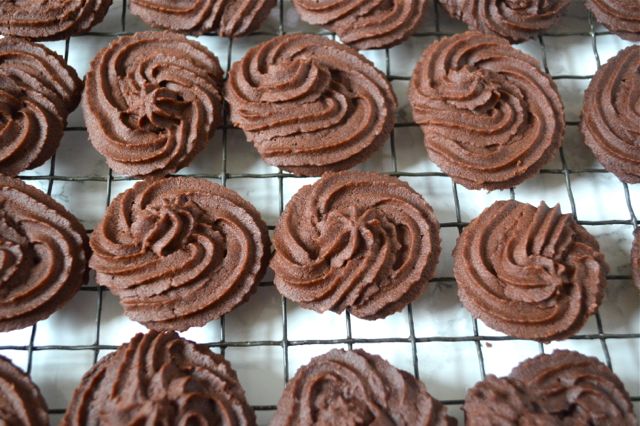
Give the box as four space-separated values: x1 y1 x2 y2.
62 331 256 426
83 31 224 177
439 0 570 43
409 31 564 190
464 350 637 425
130 0 276 37
89 177 270 331
453 200 608 341
581 45 640 183
632 228 639 290
292 0 428 50
225 34 397 176
0 0 112 41
0 355 48 425
0 175 89 332
272 349 455 425
271 171 440 320
586 0 640 41
0 37 82 176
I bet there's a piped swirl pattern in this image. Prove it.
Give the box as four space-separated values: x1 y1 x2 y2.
83 31 224 177
439 0 570 43
581 45 640 183
292 0 428 50
0 175 89 332
464 350 637 425
130 0 276 37
586 0 640 41
225 34 397 176
62 331 256 426
271 171 440 320
0 0 112 40
409 31 564 190
453 200 608 341
272 349 455 426
0 355 48 425
0 37 82 176
89 177 270 331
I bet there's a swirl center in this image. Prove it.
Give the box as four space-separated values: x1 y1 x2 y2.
439 67 503 113
317 207 400 268
311 377 378 425
258 60 331 103
103 370 223 425
0 87 22 123
504 0 541 12
0 210 33 292
494 205 574 304
124 80 189 133
615 72 640 138
131 197 205 257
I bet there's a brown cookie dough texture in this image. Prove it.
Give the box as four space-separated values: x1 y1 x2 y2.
581 45 640 183
409 31 564 190
225 34 397 176
439 0 570 43
0 0 112 40
0 175 89 332
464 350 637 425
0 37 82 176
272 349 455 426
130 0 276 37
453 200 608 341
292 0 428 50
586 0 640 41
83 31 224 177
0 355 49 425
271 171 440 320
633 228 639 289
62 331 256 426
89 177 270 331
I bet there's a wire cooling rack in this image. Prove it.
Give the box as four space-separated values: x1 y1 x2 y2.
1 1 639 424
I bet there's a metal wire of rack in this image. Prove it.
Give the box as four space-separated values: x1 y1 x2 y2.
2 0 639 423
